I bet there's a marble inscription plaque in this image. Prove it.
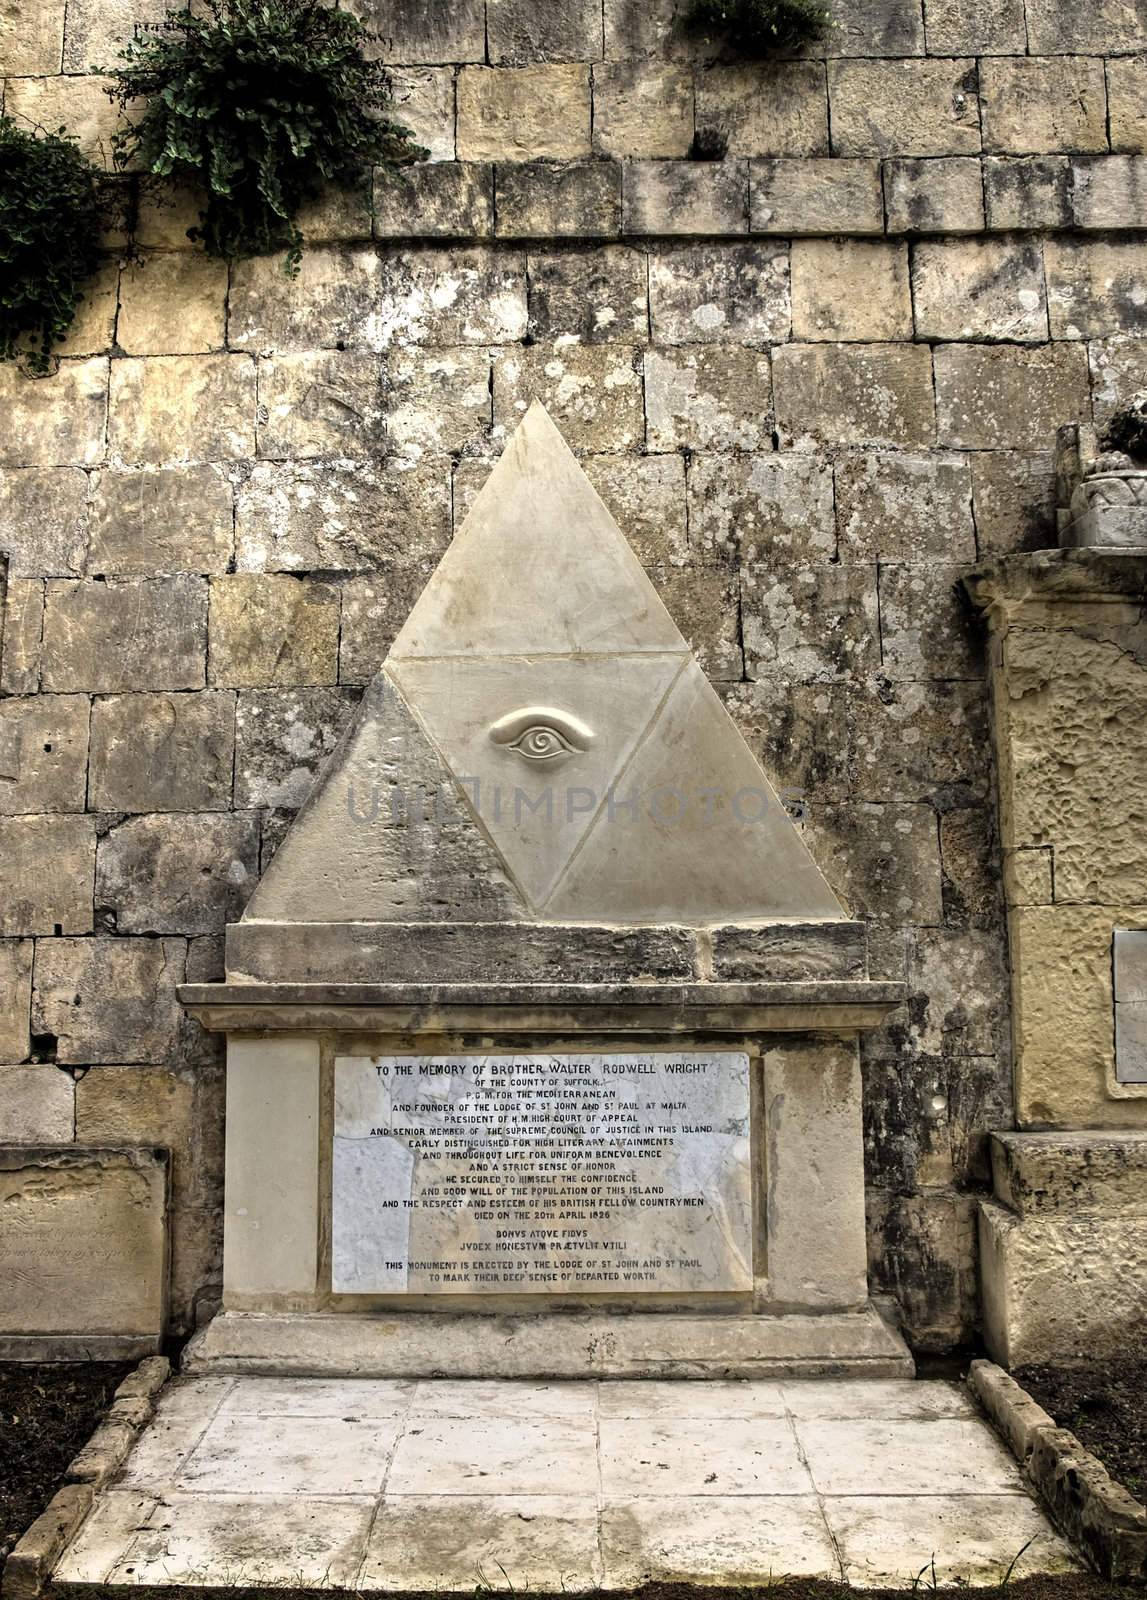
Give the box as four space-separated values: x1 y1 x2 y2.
332 1052 752 1295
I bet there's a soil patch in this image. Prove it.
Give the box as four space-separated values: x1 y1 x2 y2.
0 1361 130 1563
1016 1362 1147 1507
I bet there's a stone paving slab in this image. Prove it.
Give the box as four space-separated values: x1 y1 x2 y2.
52 1376 1080 1592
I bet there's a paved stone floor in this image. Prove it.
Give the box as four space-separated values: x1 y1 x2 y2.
55 1376 1078 1591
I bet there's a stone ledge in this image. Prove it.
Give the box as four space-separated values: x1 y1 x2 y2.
991 1131 1147 1216
183 1303 913 1379
970 1360 1147 1583
178 977 905 1035
1 1484 94 1600
966 548 1147 622
225 918 868 985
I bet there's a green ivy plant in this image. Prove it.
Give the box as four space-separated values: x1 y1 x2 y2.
0 117 104 374
108 0 427 270
687 0 833 54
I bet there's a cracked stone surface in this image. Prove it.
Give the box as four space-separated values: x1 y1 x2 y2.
53 1375 1077 1592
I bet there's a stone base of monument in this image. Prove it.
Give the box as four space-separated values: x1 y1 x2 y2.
183 1303 912 1379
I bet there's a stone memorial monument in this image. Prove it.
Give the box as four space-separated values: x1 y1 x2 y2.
179 404 910 1376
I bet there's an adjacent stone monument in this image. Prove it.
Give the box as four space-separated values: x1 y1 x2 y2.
180 404 910 1376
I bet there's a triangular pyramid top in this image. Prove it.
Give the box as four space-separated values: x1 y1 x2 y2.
391 403 686 659
245 403 844 927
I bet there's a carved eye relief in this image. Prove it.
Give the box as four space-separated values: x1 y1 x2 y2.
489 707 595 765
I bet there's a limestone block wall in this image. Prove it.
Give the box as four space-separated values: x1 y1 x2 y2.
6 0 1147 1347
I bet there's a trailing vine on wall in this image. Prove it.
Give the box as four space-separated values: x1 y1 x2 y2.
108 0 427 270
0 118 104 374
687 0 833 55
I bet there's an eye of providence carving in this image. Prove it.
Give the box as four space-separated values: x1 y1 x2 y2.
489 707 595 764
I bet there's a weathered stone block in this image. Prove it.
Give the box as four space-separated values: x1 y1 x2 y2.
4 76 125 169
234 687 360 809
836 453 975 562
690 453 835 564
883 157 984 233
386 67 456 161
236 459 451 573
603 0 700 60
109 356 256 464
649 243 790 345
749 159 883 235
694 64 829 158
292 184 372 246
644 347 771 451
0 1148 167 1340
741 564 880 680
1090 339 1147 437
582 454 688 567
1108 57 1147 153
230 248 381 353
851 678 990 803
61 0 169 69
1005 845 1055 907
1025 0 1147 52
933 343 1090 450
878 563 983 680
592 63 694 158
493 347 644 451
1046 240 1147 340
1 0 63 72
792 240 911 342
89 692 235 812
208 575 341 689
255 351 386 460
488 0 602 63
374 164 493 238
970 451 1057 554
623 160 748 236
1 581 43 696
724 679 854 800
825 0 924 55
88 465 234 576
0 359 107 469
828 60 980 157
0 695 90 815
355 0 485 63
54 260 119 359
774 344 936 450
922 0 1025 52
33 936 186 1065
0 816 95 936
911 239 1047 343
527 248 648 345
75 1063 193 1151
96 813 260 936
981 57 1107 155
457 66 592 160
0 941 33 1064
117 254 228 356
804 801 943 924
0 1066 75 1142
496 163 621 238
940 808 1002 929
374 249 528 345
1069 155 1147 230
0 467 89 578
42 576 207 693
339 570 439 684
911 927 1008 1056
982 156 1072 230
648 561 743 681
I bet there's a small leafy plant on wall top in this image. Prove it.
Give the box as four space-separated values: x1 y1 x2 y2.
0 117 104 373
687 0 833 54
108 0 427 270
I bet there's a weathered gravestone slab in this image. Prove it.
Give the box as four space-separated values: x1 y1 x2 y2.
332 1050 752 1294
